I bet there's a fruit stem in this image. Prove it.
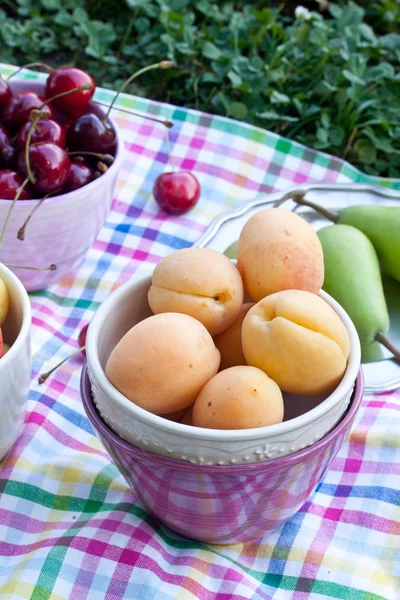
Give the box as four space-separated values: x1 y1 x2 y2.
24 109 51 185
5 263 56 271
375 331 400 362
7 62 54 80
94 100 173 128
39 82 94 110
17 189 62 241
68 151 114 164
0 177 30 249
103 60 173 123
38 346 85 384
289 194 339 222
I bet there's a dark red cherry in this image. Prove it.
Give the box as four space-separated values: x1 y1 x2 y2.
46 67 95 118
0 78 12 116
0 125 17 170
153 171 201 215
67 114 116 154
78 323 89 356
62 161 94 193
0 169 33 200
2 92 54 132
18 142 70 194
17 119 66 150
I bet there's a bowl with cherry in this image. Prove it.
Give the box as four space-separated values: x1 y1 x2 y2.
0 63 127 291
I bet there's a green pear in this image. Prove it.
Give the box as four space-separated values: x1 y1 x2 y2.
290 196 400 282
224 240 238 259
317 224 399 362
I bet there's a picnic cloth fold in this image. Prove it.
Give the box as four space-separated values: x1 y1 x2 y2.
0 65 399 600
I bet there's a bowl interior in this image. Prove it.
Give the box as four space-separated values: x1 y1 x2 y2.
91 271 360 426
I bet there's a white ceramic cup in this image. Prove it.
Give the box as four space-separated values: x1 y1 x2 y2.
0 263 31 460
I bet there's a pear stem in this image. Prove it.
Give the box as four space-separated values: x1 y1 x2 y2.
5 263 56 271
103 60 173 124
94 101 173 128
0 177 30 249
290 195 339 222
375 332 400 362
17 188 62 241
273 189 307 208
7 62 54 80
38 346 85 384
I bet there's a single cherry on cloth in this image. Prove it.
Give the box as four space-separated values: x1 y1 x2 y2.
2 92 54 132
67 113 116 154
153 171 201 216
18 142 70 194
0 169 33 200
0 78 12 116
46 67 95 118
17 119 66 150
0 125 17 170
63 161 95 193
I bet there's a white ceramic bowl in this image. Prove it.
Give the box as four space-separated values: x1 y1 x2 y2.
0 79 124 292
86 269 361 466
0 263 31 460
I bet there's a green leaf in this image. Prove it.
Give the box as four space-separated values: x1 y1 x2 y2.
321 112 331 128
80 20 116 59
201 41 222 60
270 90 290 104
41 0 60 9
257 111 299 122
316 127 329 144
342 70 365 86
353 139 377 164
54 10 74 27
329 126 345 146
228 102 248 119
365 62 395 81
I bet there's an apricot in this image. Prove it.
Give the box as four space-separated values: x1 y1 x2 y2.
148 248 244 336
237 208 324 301
105 313 220 415
0 277 9 326
192 366 284 430
213 302 254 371
242 290 350 396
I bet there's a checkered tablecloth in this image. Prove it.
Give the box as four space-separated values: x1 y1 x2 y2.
0 64 399 600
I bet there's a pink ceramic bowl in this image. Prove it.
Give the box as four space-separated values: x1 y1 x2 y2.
81 362 364 544
0 79 124 292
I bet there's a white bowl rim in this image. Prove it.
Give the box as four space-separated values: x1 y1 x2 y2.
86 269 362 442
0 79 124 206
0 263 31 369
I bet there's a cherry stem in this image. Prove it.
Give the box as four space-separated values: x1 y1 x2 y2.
17 188 62 241
68 151 114 164
375 332 400 362
164 129 176 172
24 109 50 185
39 82 94 110
0 177 30 250
38 346 85 384
94 100 173 128
103 60 173 123
5 263 56 271
7 62 54 80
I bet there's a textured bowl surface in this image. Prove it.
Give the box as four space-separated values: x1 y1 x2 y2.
0 263 31 460
86 269 361 465
0 79 124 291
81 363 364 544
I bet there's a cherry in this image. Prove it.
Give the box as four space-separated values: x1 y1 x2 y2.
46 67 95 118
153 171 200 215
18 142 70 194
0 169 33 200
67 113 116 154
0 78 12 116
0 125 17 170
17 119 66 150
78 323 89 356
62 161 95 193
2 92 54 132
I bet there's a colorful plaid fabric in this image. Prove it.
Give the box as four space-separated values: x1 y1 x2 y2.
0 64 399 600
